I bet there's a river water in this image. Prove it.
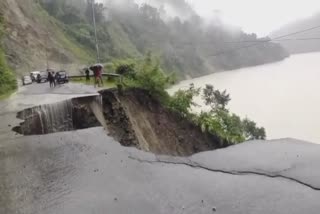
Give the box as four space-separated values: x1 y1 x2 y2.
169 52 320 144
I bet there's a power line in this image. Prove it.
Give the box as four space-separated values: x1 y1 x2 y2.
218 40 271 44
274 37 320 42
272 25 320 40
207 42 265 57
207 25 320 57
213 37 320 44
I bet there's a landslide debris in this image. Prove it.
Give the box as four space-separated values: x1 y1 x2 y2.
100 88 227 156
13 89 227 156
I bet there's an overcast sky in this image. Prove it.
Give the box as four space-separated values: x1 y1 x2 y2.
186 0 320 36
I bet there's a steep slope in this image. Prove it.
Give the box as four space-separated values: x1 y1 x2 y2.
0 0 94 75
100 89 226 155
271 13 320 54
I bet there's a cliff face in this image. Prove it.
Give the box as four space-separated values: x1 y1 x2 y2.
100 89 227 156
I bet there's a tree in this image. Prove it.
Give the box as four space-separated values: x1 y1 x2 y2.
203 84 231 110
114 59 136 78
86 0 105 24
169 84 200 118
243 118 266 140
120 54 171 102
140 4 161 22
198 84 265 143
40 0 65 17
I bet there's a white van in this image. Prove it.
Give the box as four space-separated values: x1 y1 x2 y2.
30 71 41 82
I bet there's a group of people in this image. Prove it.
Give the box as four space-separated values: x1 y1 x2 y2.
85 64 104 87
45 64 104 88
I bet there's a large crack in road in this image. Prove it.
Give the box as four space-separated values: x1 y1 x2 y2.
128 156 320 191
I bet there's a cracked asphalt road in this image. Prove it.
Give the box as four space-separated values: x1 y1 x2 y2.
1 83 320 214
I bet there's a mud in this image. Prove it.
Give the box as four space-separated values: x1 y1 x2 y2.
13 89 228 156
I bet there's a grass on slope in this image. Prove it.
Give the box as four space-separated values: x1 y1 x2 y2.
0 13 16 96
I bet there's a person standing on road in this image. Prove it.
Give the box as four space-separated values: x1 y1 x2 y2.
85 68 90 82
48 71 54 88
96 64 103 87
52 71 56 87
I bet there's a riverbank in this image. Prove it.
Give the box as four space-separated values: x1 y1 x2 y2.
169 52 320 144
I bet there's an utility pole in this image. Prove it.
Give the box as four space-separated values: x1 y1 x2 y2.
59 51 62 71
44 31 49 70
91 0 100 63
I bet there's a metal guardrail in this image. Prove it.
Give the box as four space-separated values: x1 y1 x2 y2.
68 73 121 79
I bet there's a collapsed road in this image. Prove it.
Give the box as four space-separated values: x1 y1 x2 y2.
1 83 320 214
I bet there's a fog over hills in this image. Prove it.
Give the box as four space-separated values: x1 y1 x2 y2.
271 12 320 54
1 0 288 78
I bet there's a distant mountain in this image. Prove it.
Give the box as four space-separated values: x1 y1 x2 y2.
271 13 320 54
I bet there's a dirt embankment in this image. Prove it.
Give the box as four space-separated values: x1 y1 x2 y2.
101 89 227 156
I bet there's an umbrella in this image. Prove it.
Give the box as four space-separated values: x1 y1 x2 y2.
93 63 104 68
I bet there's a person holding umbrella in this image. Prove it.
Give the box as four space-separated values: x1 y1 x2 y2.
90 64 104 87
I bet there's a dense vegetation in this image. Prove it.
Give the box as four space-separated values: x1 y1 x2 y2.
39 0 288 79
0 13 16 96
117 54 266 144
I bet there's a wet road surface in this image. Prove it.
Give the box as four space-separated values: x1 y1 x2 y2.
1 83 320 214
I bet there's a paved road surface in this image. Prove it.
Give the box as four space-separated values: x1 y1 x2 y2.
1 83 320 214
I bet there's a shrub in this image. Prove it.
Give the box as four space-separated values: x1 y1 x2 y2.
173 84 266 144
203 84 231 110
169 84 200 118
243 118 266 140
118 54 172 102
114 59 136 78
197 110 245 144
